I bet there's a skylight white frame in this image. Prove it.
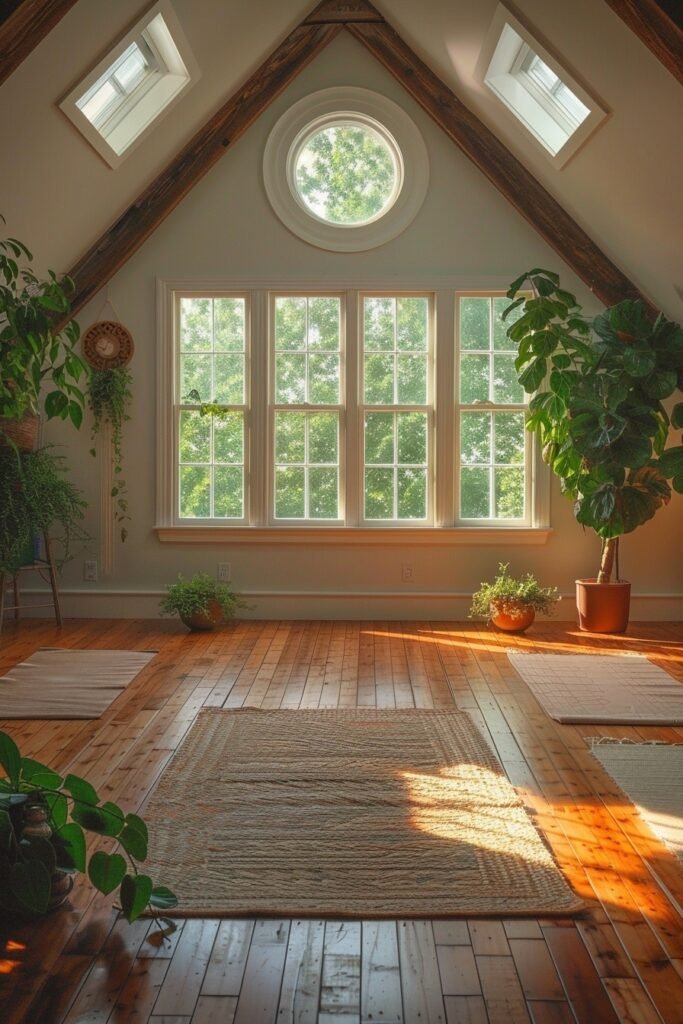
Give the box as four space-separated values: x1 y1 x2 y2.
60 0 200 169
476 4 608 169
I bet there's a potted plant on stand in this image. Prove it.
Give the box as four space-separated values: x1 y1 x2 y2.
470 563 559 632
0 222 88 448
505 269 683 632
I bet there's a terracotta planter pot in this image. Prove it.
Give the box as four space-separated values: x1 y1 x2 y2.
180 599 224 631
489 599 536 633
0 412 40 450
575 578 631 633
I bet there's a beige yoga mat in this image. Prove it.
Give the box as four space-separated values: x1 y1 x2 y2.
508 652 683 725
0 649 156 719
144 708 583 918
591 741 683 861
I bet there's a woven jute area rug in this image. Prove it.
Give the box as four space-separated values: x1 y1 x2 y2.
591 740 683 862
0 649 156 719
508 652 683 725
144 708 583 918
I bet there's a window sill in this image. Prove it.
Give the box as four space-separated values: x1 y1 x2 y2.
154 526 551 545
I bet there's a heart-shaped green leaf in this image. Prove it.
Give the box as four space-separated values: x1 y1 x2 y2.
88 851 127 895
148 886 178 910
119 823 147 862
120 873 153 923
53 822 86 872
0 732 21 788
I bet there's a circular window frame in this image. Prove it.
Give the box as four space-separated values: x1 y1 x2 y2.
264 87 429 252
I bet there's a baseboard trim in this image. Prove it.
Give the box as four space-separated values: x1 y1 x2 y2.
12 588 683 621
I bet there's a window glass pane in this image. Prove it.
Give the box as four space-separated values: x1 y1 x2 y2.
308 353 340 404
180 354 211 404
214 414 243 464
180 297 212 352
495 467 524 518
397 298 428 351
364 354 394 404
493 355 524 404
365 413 394 465
275 412 305 463
460 467 490 519
214 298 245 351
460 412 490 465
460 354 489 403
309 467 338 518
294 123 397 226
308 297 339 350
493 297 521 350
460 297 490 350
114 44 149 92
308 413 338 464
214 354 244 404
275 468 306 518
397 413 427 465
365 468 394 519
494 412 525 465
214 466 243 518
79 81 119 126
364 298 395 351
180 465 210 518
398 467 426 519
179 411 210 464
275 353 306 404
397 354 427 404
275 297 307 350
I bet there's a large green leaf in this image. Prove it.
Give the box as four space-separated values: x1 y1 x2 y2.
10 859 51 915
44 792 68 831
120 873 153 923
119 818 148 862
642 368 677 399
63 774 98 806
0 732 21 788
148 885 178 910
609 434 653 469
519 357 547 393
671 403 683 429
71 800 124 837
88 851 127 895
19 835 56 875
622 346 656 378
53 822 86 872
620 482 667 534
656 445 683 479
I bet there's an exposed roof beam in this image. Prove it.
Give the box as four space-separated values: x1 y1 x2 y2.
602 0 683 86
66 21 341 316
347 14 653 311
0 0 77 87
65 0 653 318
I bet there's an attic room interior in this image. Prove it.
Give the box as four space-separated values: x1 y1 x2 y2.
0 0 682 1021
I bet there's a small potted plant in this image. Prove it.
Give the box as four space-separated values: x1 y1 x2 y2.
469 563 559 632
0 222 89 448
160 572 242 631
0 730 177 921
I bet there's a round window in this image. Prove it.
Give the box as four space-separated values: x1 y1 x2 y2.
264 88 429 252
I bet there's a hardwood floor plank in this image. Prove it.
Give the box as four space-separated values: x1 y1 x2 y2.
508 939 567 1001
233 919 290 1024
320 921 361 1018
443 995 489 1023
361 921 402 1024
201 921 254 997
542 926 620 1024
475 954 531 1023
151 919 219 1018
398 920 446 1023
277 919 325 1023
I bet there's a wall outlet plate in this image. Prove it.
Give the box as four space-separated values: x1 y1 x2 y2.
84 560 98 582
217 562 231 582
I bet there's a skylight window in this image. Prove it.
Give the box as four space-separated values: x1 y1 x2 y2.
60 1 199 168
477 5 607 168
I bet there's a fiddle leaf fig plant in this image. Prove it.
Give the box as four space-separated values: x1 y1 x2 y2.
505 269 683 582
0 221 89 430
0 729 177 922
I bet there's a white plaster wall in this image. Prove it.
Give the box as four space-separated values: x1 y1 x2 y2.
34 32 682 620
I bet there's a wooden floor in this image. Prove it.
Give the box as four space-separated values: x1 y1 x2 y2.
1 617 682 1024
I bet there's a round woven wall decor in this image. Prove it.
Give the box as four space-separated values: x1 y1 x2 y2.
82 321 134 369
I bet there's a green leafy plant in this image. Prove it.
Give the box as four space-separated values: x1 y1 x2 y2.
88 367 132 541
0 220 89 431
0 729 177 921
0 446 88 573
160 572 242 621
183 388 231 420
469 563 559 621
505 269 683 582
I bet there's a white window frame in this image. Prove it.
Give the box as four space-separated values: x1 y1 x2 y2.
476 4 607 168
268 292 346 526
60 0 199 169
156 280 549 545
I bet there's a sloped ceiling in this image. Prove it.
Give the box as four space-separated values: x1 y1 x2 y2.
0 0 681 317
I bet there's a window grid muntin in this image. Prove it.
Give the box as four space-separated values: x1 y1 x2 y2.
176 294 249 521
274 411 340 519
361 294 433 523
457 294 529 524
271 294 344 522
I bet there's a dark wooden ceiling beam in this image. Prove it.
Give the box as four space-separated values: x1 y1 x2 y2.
66 22 341 316
0 0 78 87
347 18 653 311
602 0 683 86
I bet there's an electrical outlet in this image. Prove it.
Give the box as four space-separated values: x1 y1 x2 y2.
401 564 413 582
217 562 231 583
84 560 98 582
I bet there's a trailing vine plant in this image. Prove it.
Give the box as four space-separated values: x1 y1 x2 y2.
87 367 132 542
